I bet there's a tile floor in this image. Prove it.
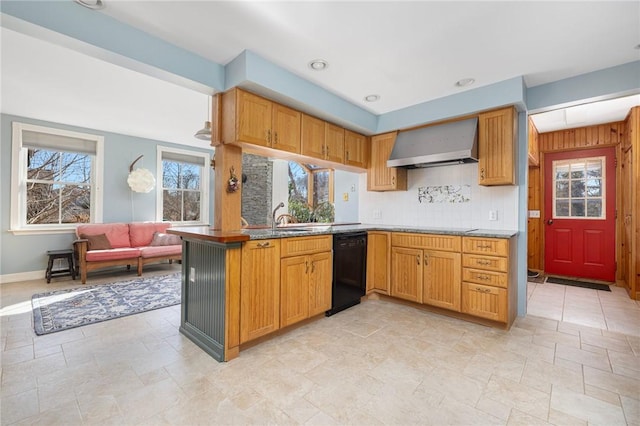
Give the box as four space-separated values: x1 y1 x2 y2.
1 267 639 425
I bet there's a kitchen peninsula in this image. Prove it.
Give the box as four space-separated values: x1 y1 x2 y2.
169 225 517 362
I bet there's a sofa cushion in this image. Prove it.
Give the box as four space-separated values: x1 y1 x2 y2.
80 233 112 251
139 245 182 259
129 222 172 247
76 223 131 248
85 247 141 262
149 232 181 246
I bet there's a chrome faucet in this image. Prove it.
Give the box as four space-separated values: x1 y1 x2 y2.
271 202 285 230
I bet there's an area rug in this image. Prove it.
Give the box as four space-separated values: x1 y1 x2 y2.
32 273 181 335
546 276 611 292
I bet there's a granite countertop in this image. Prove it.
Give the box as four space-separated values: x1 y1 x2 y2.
169 223 518 243
242 223 518 240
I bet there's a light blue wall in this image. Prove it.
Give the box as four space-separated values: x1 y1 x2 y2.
333 170 361 223
527 61 640 112
0 114 215 276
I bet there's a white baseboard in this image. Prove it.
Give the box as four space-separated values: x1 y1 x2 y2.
0 270 46 284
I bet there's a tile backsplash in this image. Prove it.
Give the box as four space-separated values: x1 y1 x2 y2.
359 163 518 230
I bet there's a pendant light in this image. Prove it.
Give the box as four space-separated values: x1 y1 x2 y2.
194 96 212 141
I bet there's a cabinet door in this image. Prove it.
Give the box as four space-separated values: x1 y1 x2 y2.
423 250 461 312
344 130 368 169
390 247 422 303
478 107 516 186
240 240 281 343
325 123 345 163
272 104 301 154
237 91 272 147
367 132 407 191
366 231 390 294
308 251 332 316
461 282 507 322
280 255 310 327
301 114 326 160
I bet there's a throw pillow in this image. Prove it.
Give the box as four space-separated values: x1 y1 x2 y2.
80 233 112 251
149 232 181 246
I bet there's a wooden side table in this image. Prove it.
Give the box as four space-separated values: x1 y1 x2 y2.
45 249 76 283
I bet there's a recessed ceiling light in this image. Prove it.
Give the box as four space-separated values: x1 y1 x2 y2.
74 0 105 9
364 94 380 102
455 78 475 87
308 59 328 71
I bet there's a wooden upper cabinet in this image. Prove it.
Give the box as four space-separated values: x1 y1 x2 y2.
528 117 540 167
301 115 345 163
236 90 272 147
367 132 407 191
325 123 345 163
301 114 326 159
221 88 301 154
344 130 368 169
272 104 301 154
478 107 516 186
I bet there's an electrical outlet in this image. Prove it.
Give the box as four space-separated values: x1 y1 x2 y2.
489 210 498 221
189 267 196 282
350 184 356 192
373 209 382 219
342 192 349 201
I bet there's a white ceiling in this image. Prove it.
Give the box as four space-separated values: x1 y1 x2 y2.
1 1 639 146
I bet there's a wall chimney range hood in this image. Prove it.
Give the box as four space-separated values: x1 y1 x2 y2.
387 117 478 168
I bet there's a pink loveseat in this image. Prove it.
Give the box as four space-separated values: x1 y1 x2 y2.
74 222 182 284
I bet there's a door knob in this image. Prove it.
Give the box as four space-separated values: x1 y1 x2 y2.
547 219 554 225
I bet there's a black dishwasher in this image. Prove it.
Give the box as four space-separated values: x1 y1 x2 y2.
326 232 367 316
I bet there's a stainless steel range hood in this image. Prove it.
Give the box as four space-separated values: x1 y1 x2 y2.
387 117 478 168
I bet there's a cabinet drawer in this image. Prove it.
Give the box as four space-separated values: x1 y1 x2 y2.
461 282 507 323
463 268 507 288
244 239 279 250
462 254 508 273
463 237 508 256
392 233 461 252
281 235 332 257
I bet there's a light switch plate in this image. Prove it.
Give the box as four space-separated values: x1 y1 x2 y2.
489 210 498 221
343 192 349 201
529 210 541 218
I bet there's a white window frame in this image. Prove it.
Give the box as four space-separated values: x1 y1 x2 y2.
156 146 210 225
10 122 104 235
552 156 606 220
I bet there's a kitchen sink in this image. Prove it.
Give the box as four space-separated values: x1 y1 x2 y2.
273 225 332 232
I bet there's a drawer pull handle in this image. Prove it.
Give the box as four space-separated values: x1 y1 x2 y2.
476 260 491 265
476 244 492 249
475 287 492 293
257 242 271 248
477 274 491 281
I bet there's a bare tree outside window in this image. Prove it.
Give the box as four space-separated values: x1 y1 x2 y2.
26 149 92 224
287 162 334 223
162 160 201 222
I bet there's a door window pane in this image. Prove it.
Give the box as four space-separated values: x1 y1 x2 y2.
553 156 605 219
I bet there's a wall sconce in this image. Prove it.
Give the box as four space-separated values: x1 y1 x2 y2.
127 155 156 193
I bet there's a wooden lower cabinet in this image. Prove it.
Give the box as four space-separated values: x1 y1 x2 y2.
280 236 333 328
366 231 390 294
280 256 310 327
390 234 462 311
461 283 507 322
461 236 513 325
391 247 422 303
308 252 333 316
240 239 281 343
423 250 461 311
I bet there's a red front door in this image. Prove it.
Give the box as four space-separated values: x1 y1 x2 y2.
544 147 616 281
